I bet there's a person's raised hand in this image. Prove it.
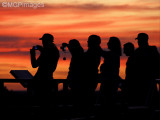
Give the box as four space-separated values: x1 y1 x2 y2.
36 45 43 52
30 46 35 55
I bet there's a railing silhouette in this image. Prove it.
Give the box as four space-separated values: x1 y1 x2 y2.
0 79 68 91
0 78 160 92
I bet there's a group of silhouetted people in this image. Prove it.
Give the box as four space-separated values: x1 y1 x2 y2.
29 33 160 114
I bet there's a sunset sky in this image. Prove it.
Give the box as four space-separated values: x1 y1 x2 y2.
0 0 160 90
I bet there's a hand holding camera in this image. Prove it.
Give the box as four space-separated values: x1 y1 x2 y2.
35 45 43 51
30 45 43 55
33 46 38 50
32 45 43 51
60 43 68 51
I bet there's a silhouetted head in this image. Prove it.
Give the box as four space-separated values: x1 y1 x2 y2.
87 35 101 49
68 39 84 56
39 33 54 47
124 42 135 56
107 37 122 56
135 33 149 48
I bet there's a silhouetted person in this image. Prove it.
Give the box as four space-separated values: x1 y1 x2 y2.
84 35 101 91
127 33 160 106
66 40 84 90
82 35 101 115
61 39 84 109
30 33 59 102
124 42 135 56
99 37 122 118
123 42 135 103
124 42 135 81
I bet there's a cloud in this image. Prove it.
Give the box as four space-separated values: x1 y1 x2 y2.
0 35 21 42
43 3 160 11
39 21 114 31
0 50 29 56
0 3 159 17
0 35 38 48
0 35 37 42
0 63 27 68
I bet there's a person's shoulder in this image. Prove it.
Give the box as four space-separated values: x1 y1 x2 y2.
146 46 159 54
148 46 158 51
51 44 59 51
134 47 140 52
47 44 59 57
134 46 157 52
133 48 142 57
51 43 57 48
102 50 110 57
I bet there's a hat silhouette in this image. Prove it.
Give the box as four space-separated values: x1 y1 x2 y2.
39 33 54 42
135 33 148 40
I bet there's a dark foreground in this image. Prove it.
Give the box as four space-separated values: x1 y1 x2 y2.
0 90 160 120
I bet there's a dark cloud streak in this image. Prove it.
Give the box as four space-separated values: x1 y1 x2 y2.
44 3 160 11
0 36 21 42
0 3 159 17
0 50 29 56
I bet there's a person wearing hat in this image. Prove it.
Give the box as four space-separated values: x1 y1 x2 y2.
30 33 59 101
135 33 149 48
127 33 160 106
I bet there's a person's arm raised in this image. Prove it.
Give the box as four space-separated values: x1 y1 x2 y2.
30 46 39 68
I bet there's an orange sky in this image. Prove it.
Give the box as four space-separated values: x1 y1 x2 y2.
0 0 160 90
